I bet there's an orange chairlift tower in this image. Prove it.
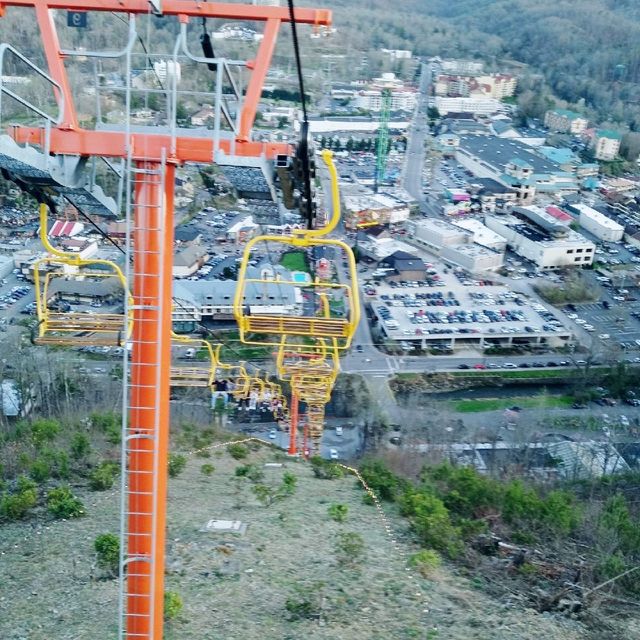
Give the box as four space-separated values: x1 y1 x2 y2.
0 2 331 638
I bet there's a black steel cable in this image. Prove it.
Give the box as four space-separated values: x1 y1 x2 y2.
286 0 314 230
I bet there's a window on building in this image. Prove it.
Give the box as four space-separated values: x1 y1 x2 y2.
574 257 581 262
576 248 583 253
586 247 593 252
567 249 574 254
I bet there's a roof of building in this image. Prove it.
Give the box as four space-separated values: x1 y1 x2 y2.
174 226 202 243
459 136 573 176
471 177 515 195
596 129 623 141
572 203 624 230
381 251 426 273
453 219 507 246
49 220 84 237
545 206 573 223
173 279 299 307
549 109 584 121
491 120 516 135
174 245 209 267
48 277 123 298
537 146 581 165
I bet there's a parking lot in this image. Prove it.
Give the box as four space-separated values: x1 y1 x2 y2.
367 264 572 351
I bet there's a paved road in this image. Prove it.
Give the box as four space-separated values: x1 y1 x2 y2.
402 63 430 200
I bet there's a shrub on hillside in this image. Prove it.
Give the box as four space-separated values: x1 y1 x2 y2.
227 443 249 460
90 461 119 491
309 456 343 479
200 463 215 476
94 532 120 576
328 503 349 522
164 591 183 621
168 454 187 478
46 486 85 519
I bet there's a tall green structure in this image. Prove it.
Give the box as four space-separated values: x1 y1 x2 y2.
374 88 392 193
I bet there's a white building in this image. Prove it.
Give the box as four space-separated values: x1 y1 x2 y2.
406 218 471 252
572 203 624 242
353 89 416 112
453 218 508 252
440 60 484 75
434 96 502 116
591 129 622 162
153 60 181 84
381 49 412 60
441 243 504 272
544 109 588 135
485 213 595 271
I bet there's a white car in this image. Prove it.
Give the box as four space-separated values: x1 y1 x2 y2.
268 429 277 439
575 319 587 325
335 426 343 436
329 448 339 460
568 313 579 320
598 333 610 339
503 362 517 368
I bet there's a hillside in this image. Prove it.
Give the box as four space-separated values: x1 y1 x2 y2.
0 439 589 640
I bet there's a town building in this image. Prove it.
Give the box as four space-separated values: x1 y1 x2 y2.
485 207 595 270
591 129 622 161
439 59 484 75
569 203 624 242
343 192 411 229
434 74 517 99
379 251 427 282
456 136 582 202
433 96 502 116
544 109 588 135
467 178 518 212
406 218 471 252
381 49 412 59
440 243 504 272
171 278 301 329
173 245 210 278
452 218 508 252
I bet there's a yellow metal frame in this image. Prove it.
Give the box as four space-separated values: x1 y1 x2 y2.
233 150 360 350
170 335 219 387
33 203 133 346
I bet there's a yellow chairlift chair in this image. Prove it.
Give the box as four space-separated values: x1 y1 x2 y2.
234 150 360 350
33 204 132 346
169 335 218 387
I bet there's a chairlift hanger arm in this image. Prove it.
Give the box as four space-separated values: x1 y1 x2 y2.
0 0 332 25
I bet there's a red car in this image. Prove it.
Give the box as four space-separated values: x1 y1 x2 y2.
473 363 487 370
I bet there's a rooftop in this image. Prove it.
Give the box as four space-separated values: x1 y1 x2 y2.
458 136 567 176
572 203 624 230
596 129 623 141
549 109 584 121
173 279 299 307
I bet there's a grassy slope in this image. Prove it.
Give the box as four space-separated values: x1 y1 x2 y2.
451 395 573 413
0 443 587 640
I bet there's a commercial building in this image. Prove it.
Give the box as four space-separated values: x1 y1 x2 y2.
468 178 518 212
173 246 210 278
379 251 427 282
544 109 588 135
353 89 416 112
343 192 411 229
439 59 484 75
456 136 581 202
591 129 622 162
434 74 517 99
433 96 502 116
485 207 595 270
406 218 470 252
172 278 302 329
452 218 508 252
440 243 504 272
569 203 624 242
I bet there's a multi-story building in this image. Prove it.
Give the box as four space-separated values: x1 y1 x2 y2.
405 218 471 252
172 278 302 329
439 59 484 75
440 243 504 272
568 203 624 242
456 136 582 203
353 89 416 112
343 193 411 229
591 129 622 161
433 96 502 116
452 218 508 252
435 74 517 99
544 109 588 135
485 207 595 270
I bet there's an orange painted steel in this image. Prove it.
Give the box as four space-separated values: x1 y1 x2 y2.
288 392 299 456
126 162 175 639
